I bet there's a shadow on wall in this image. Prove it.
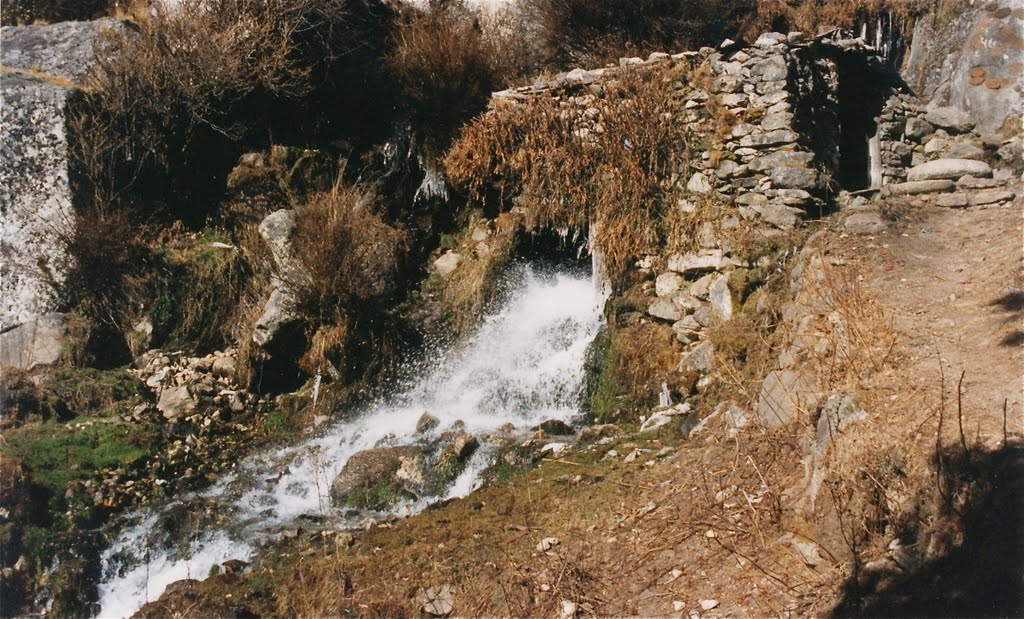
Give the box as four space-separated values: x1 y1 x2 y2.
832 442 1024 618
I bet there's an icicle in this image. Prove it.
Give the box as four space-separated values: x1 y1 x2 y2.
312 372 322 408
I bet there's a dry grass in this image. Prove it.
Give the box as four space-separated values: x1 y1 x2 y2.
446 62 703 279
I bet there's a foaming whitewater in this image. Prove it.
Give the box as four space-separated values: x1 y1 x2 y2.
96 266 605 618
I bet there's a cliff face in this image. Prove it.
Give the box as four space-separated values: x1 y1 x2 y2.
905 0 1023 140
0 20 121 330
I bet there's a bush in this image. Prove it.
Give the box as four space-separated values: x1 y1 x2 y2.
291 185 409 322
1 0 113 25
519 0 754 68
71 0 379 223
387 1 524 157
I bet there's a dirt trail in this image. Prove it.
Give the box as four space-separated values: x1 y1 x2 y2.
855 191 1024 447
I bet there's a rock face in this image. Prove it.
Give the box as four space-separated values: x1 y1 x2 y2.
0 20 121 330
905 1 1023 140
249 210 307 392
0 313 66 370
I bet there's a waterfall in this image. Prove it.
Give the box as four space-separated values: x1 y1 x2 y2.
96 264 606 618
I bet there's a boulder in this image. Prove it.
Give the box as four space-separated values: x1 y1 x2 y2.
885 179 956 195
330 446 425 509
904 117 935 142
906 159 992 181
770 166 820 190
934 193 970 208
845 211 887 234
1 20 123 329
924 107 975 134
648 299 683 322
757 369 818 429
679 341 714 374
433 251 461 277
532 419 574 436
415 412 440 434
156 385 197 421
686 172 712 194
758 203 805 229
0 313 65 370
968 189 1015 206
709 274 733 321
655 272 684 298
666 249 727 275
257 210 300 279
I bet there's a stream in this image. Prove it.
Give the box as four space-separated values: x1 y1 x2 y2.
95 264 606 617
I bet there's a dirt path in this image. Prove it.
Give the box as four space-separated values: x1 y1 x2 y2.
856 191 1024 447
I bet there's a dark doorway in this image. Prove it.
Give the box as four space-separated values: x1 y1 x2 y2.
837 53 884 191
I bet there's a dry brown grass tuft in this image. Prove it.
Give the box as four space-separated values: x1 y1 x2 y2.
446 62 702 279
290 184 409 324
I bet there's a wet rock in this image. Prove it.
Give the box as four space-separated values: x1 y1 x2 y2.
416 413 440 434
577 424 623 443
533 419 574 436
329 446 425 509
0 313 65 370
906 158 992 181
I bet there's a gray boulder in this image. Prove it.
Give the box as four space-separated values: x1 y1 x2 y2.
0 312 66 370
770 166 820 190
756 369 818 429
0 20 123 330
330 446 426 509
906 158 992 182
924 107 975 134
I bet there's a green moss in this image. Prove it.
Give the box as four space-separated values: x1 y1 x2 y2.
345 479 413 511
1 421 153 498
584 327 636 423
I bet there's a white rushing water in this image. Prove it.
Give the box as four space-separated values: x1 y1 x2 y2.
96 265 605 618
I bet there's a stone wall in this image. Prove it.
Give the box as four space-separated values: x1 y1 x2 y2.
0 20 120 330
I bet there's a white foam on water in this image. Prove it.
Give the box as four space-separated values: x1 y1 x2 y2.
96 266 605 618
